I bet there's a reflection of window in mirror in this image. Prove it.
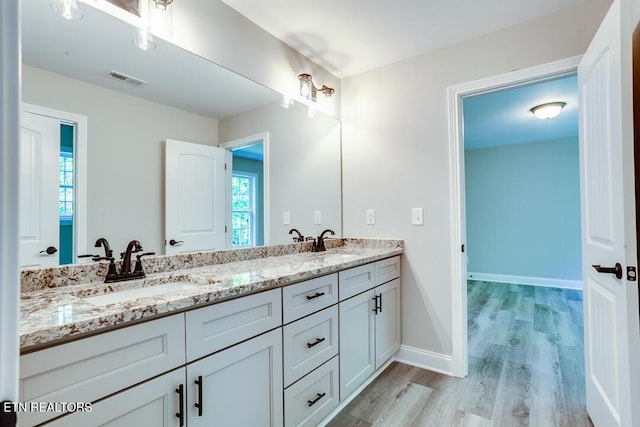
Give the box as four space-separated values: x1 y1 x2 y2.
59 124 74 265
231 173 257 247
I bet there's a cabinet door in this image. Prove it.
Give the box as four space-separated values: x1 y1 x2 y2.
375 278 401 369
43 368 185 427
186 328 283 427
338 289 375 400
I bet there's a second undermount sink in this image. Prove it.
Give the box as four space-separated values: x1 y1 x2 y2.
82 281 201 307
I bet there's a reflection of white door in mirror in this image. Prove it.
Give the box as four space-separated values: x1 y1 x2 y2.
164 140 226 255
220 132 269 248
19 105 88 268
19 111 59 268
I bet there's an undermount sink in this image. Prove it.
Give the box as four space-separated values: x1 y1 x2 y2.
82 281 201 307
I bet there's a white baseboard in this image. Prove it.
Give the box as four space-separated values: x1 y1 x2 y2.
393 345 455 376
467 272 583 290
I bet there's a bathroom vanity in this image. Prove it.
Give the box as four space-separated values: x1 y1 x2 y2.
18 239 402 426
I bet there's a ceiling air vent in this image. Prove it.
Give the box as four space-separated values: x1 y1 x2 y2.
106 70 147 87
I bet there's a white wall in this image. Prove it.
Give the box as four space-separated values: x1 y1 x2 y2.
219 102 342 244
22 65 219 255
341 0 611 358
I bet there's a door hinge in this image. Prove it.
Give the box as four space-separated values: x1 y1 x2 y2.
224 163 227 170
627 266 637 281
224 225 227 233
461 244 465 253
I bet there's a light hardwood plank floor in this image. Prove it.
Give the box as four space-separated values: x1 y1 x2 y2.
327 281 591 427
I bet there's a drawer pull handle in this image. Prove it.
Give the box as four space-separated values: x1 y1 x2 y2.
306 291 325 300
175 384 185 427
307 392 326 407
194 375 203 416
307 337 326 348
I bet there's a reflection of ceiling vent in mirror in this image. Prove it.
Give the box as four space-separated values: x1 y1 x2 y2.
106 70 147 87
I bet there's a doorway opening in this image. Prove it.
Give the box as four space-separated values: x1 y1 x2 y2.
447 56 582 377
221 132 269 248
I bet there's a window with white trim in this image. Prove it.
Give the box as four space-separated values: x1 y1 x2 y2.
231 172 257 247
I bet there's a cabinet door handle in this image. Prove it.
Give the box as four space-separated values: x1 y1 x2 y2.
194 375 203 416
175 384 185 427
307 392 326 407
307 337 326 348
306 291 325 300
372 294 382 314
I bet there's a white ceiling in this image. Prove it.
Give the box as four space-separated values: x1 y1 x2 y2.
221 0 594 78
463 75 578 150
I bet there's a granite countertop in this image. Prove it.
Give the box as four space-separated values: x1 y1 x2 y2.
20 240 403 352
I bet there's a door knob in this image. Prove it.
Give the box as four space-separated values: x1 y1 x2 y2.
39 246 58 255
592 263 623 279
169 239 184 246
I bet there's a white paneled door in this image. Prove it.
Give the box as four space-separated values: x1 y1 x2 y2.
165 139 226 254
578 1 640 425
19 112 60 268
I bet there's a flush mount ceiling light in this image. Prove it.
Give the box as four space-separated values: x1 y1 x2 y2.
51 0 82 20
530 102 566 120
298 73 335 102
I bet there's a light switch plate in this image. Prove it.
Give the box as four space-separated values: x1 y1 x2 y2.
314 211 322 225
366 209 375 225
283 211 291 225
411 208 424 225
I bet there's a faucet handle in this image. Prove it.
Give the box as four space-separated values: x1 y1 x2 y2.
136 252 156 261
134 252 155 274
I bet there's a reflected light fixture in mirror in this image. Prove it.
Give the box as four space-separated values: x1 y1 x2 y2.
298 73 335 103
149 0 173 37
133 27 156 51
51 0 82 20
530 101 566 119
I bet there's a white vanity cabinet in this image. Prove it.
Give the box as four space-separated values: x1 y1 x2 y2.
338 256 401 400
186 329 283 427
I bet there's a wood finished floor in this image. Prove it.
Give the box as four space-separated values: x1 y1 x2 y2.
327 281 591 427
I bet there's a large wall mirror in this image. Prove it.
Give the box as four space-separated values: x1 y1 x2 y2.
20 0 341 268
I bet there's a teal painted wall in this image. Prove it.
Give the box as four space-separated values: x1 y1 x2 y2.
59 124 74 265
233 157 264 246
464 137 582 281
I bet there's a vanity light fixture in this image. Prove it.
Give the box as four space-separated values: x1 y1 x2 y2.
152 0 173 10
149 0 173 37
298 73 335 102
530 102 566 120
51 0 82 20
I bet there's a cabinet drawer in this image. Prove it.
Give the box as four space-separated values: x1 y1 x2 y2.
185 288 281 362
20 314 185 426
282 274 338 324
375 256 400 286
283 306 338 386
284 356 339 427
338 263 374 301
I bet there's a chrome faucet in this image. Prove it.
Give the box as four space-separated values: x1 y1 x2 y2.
288 228 305 242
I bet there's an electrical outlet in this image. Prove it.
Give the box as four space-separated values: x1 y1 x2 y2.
366 209 375 225
411 208 424 225
314 211 322 225
283 211 291 225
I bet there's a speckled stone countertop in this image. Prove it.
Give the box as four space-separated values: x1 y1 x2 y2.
20 238 403 352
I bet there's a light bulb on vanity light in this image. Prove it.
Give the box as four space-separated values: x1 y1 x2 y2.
149 0 173 38
51 0 82 20
133 28 156 51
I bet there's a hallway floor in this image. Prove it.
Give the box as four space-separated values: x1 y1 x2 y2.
327 281 591 426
